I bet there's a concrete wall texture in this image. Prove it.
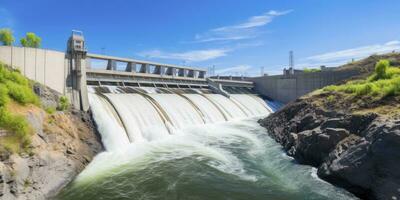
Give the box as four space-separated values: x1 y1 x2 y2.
0 46 67 94
250 69 361 103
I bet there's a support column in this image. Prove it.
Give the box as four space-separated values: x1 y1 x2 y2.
139 63 149 73
106 59 116 70
199 71 206 78
154 65 162 74
178 68 185 77
160 66 166 76
166 67 175 76
126 62 136 72
187 70 195 78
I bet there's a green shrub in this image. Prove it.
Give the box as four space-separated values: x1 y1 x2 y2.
326 95 335 103
0 63 39 105
0 64 11 83
6 81 39 105
0 108 31 147
375 59 390 80
322 59 400 99
9 70 29 86
45 107 56 114
0 85 9 106
303 68 321 73
0 62 38 152
57 96 69 111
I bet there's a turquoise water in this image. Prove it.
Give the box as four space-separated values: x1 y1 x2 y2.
56 119 357 200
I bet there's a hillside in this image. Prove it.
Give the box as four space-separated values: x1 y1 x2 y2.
0 63 102 199
334 53 400 81
259 55 400 200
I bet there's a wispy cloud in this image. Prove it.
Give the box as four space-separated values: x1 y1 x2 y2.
139 41 264 63
138 10 291 67
0 8 14 28
138 48 231 62
194 10 292 43
271 40 400 74
215 65 254 76
305 40 400 64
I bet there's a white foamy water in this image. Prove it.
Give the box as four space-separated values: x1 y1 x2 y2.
203 94 248 120
105 93 170 142
231 94 271 116
182 94 226 123
147 94 205 129
88 88 271 146
87 94 130 151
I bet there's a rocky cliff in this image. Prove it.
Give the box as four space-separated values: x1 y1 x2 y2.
260 99 400 199
259 55 400 200
0 86 102 200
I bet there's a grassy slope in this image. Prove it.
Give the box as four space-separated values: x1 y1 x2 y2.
304 58 400 118
0 62 41 154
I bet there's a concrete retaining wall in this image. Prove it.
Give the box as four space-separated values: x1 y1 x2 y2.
0 46 67 94
250 69 360 103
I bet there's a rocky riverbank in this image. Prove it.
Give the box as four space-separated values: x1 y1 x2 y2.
259 55 400 200
0 85 102 200
259 97 400 199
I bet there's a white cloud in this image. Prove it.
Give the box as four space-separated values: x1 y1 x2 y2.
306 40 400 63
139 48 231 62
194 10 292 43
289 40 400 69
215 65 252 75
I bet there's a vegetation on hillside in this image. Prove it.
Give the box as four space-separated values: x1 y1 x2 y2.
303 68 321 73
311 59 400 116
0 62 40 153
323 59 400 98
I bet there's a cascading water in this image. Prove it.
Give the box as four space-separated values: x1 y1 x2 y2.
105 93 170 142
57 87 358 200
147 94 205 129
182 94 226 123
202 94 248 119
230 94 271 116
87 93 130 151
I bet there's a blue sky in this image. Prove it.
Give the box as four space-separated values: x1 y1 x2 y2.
1 0 400 76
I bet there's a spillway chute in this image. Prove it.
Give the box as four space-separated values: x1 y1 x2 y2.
87 85 272 149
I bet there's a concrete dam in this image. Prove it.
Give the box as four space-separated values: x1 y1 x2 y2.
0 31 361 109
0 32 358 199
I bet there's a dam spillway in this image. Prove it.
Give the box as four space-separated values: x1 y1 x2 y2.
87 86 272 150
56 85 357 200
52 32 357 200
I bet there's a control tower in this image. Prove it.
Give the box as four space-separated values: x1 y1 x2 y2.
66 30 89 111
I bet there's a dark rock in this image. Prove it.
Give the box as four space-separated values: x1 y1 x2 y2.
259 100 399 200
324 128 349 142
320 118 347 130
348 113 377 136
296 114 321 132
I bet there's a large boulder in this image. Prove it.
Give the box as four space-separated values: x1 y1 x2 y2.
318 120 400 200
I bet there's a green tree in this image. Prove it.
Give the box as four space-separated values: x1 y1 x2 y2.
0 28 15 46
20 32 41 48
